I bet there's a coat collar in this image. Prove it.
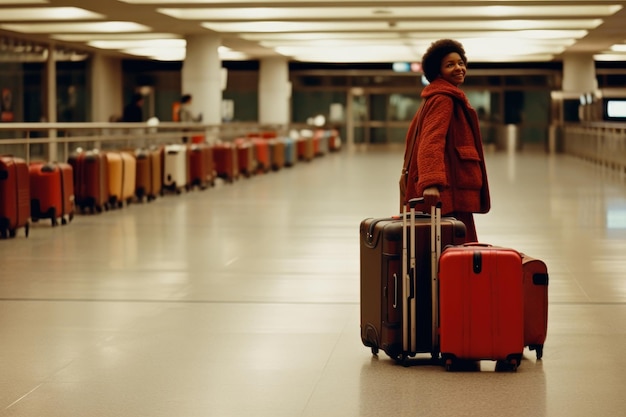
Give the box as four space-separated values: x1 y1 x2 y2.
421 78 469 106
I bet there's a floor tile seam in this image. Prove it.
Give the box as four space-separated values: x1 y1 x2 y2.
0 297 360 306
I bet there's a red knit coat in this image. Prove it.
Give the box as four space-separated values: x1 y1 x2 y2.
402 78 490 215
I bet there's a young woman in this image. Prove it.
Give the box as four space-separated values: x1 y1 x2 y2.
400 39 490 242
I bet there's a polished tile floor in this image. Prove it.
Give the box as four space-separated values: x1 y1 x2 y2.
1 146 625 417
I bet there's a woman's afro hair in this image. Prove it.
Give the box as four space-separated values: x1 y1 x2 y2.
421 39 467 83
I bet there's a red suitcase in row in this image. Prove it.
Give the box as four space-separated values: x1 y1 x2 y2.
213 143 238 183
0 156 30 238
29 162 75 226
439 243 525 371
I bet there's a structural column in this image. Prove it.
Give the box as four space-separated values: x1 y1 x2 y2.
182 34 222 126
562 53 597 95
259 57 290 127
90 53 123 122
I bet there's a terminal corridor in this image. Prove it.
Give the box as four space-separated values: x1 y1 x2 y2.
1 147 625 417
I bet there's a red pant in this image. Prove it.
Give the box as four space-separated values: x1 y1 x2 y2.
448 212 477 243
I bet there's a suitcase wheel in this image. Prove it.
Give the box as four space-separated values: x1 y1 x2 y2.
370 346 379 356
529 344 544 360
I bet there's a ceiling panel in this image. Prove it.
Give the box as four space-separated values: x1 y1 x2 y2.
0 0 624 63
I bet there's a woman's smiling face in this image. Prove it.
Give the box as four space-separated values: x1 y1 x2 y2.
439 52 466 86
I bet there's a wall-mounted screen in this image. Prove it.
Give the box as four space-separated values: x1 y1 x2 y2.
604 99 626 121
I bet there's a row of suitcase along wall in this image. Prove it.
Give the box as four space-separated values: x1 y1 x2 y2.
0 129 341 239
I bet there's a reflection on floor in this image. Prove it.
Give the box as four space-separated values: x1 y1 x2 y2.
0 147 625 417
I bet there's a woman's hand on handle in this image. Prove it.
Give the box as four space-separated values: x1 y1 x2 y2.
423 186 441 209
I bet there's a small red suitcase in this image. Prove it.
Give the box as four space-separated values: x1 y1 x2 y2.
250 137 270 173
0 156 30 238
439 243 524 371
29 162 74 226
522 254 549 359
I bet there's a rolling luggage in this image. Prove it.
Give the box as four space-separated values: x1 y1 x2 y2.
0 156 30 238
269 138 286 171
188 143 214 190
106 151 136 208
297 133 314 162
135 147 162 202
522 254 549 359
163 144 187 194
234 138 255 177
29 162 74 226
360 199 466 363
283 137 297 167
251 138 270 173
213 142 238 183
439 243 525 371
68 150 109 214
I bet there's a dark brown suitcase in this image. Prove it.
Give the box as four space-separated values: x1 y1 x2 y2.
68 150 109 214
360 205 466 362
0 156 30 238
522 254 549 359
135 147 162 202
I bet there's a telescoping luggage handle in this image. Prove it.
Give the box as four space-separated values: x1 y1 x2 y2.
402 197 442 355
430 200 442 355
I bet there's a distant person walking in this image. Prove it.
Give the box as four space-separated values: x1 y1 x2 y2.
122 93 144 122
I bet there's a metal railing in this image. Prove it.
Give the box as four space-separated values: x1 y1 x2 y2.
0 122 290 163
562 122 626 174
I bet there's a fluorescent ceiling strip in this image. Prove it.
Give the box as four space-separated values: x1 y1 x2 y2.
241 29 589 42
594 53 626 61
52 33 181 42
0 7 104 20
159 5 621 20
610 44 626 52
0 0 48 4
89 39 186 50
120 0 612 4
0 22 152 33
202 19 603 33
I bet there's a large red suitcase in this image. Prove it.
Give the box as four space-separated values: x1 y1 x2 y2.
29 162 74 226
0 156 30 238
360 200 466 363
68 150 109 214
522 254 549 359
439 243 524 371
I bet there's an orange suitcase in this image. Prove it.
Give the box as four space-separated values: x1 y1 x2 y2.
29 162 74 226
0 156 30 238
106 151 136 208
